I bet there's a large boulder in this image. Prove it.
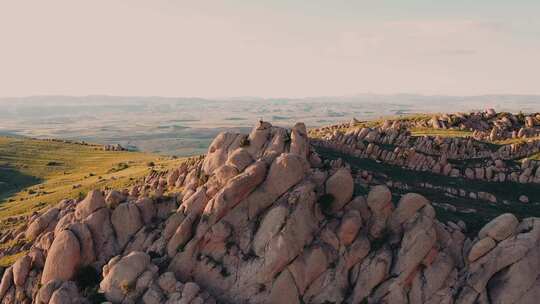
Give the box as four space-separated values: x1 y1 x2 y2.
290 122 309 159
12 255 31 286
288 246 329 295
392 208 437 282
367 185 392 214
105 190 126 209
389 193 429 231
75 190 106 220
253 205 289 256
265 127 288 157
457 218 540 303
112 202 143 248
181 282 201 303
135 197 156 224
366 185 393 237
263 153 308 197
337 210 362 246
245 120 273 158
68 222 96 266
478 213 519 241
0 267 13 299
325 168 354 212
205 160 267 223
269 269 300 304
49 281 84 304
350 248 393 303
226 148 254 172
75 190 107 220
203 132 240 175
100 251 151 303
83 208 118 264
36 280 63 304
468 237 496 262
41 230 81 284
258 184 319 284
25 207 60 240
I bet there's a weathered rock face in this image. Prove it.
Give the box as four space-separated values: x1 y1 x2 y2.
25 207 60 241
100 251 151 302
1 120 539 304
366 185 393 238
74 189 106 220
41 230 81 284
325 168 354 212
290 122 310 159
478 213 518 241
389 192 428 231
112 202 143 248
263 153 308 197
311 111 540 186
457 217 540 304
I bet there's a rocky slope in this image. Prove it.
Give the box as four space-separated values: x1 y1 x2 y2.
0 120 538 304
312 111 540 185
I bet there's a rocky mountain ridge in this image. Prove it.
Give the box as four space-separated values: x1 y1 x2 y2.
0 119 538 303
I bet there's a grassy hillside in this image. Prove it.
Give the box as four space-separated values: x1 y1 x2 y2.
0 136 182 230
410 127 474 138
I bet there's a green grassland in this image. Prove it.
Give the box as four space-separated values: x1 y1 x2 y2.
492 136 540 145
0 136 183 229
410 127 474 138
529 152 540 161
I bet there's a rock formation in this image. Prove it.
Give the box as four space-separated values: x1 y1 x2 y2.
0 120 538 304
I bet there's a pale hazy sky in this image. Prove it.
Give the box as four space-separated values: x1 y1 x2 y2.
1 0 539 98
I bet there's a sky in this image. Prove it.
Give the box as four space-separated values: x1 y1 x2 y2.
0 0 539 98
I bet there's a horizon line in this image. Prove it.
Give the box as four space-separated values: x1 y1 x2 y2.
2 92 540 100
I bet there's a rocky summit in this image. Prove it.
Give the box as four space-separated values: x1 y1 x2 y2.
0 118 539 304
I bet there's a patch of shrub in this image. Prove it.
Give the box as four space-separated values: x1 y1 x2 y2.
198 174 209 186
370 229 391 252
240 136 250 147
46 161 62 166
77 191 87 201
108 162 129 173
148 251 160 259
317 193 335 213
516 112 526 124
75 266 106 304
146 161 156 167
177 244 186 252
225 241 236 251
283 132 291 143
74 265 101 290
120 280 134 295
220 267 230 277
87 290 107 304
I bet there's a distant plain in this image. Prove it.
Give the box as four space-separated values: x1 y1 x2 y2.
1 95 539 156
